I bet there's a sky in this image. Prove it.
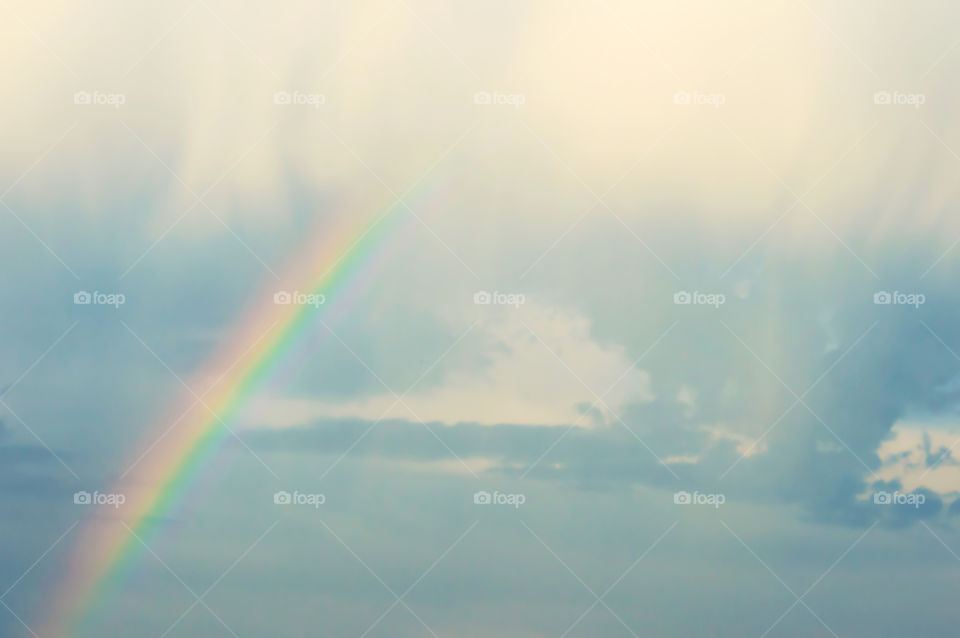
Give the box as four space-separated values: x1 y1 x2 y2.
3 0 960 636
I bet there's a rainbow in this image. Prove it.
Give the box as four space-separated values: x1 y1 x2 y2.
42 184 430 636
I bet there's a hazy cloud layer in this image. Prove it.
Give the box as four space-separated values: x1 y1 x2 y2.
3 1 960 636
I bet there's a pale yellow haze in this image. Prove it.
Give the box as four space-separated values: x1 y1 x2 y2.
2 0 959 244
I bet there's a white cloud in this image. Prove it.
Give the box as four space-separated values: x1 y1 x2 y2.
243 302 653 429
875 419 960 495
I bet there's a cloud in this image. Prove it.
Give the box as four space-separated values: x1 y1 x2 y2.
875 420 960 498
242 302 653 429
